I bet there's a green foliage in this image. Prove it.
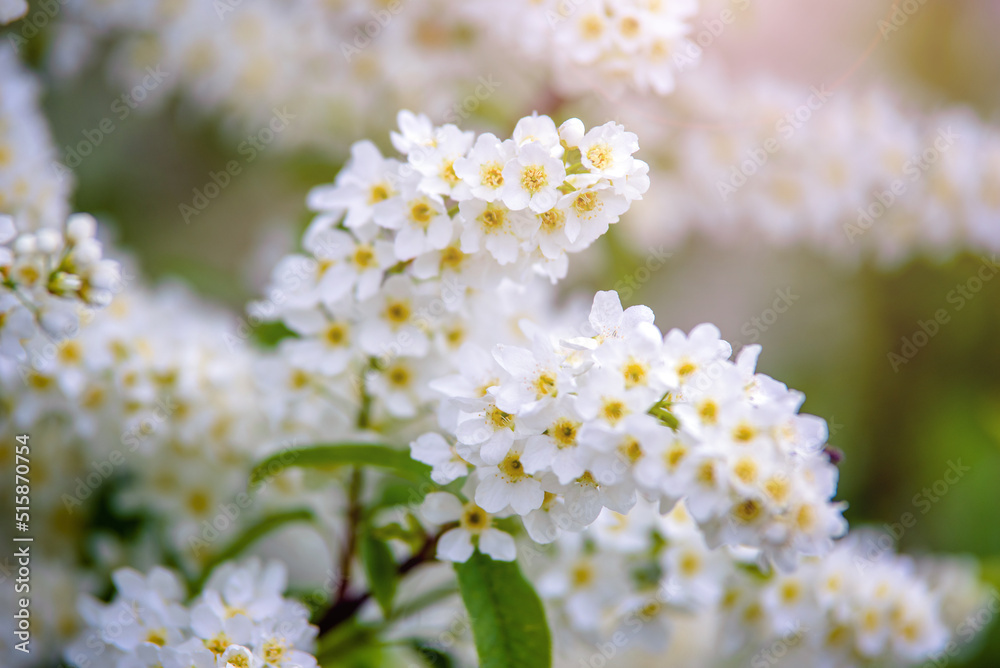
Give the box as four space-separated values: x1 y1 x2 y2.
249 443 433 487
361 533 398 617
193 508 314 591
454 553 552 668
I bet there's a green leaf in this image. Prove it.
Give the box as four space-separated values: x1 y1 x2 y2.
454 553 552 668
251 321 296 348
407 641 455 668
193 508 314 591
249 444 432 487
361 533 398 617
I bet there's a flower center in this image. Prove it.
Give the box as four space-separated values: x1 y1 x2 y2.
520 165 548 195
677 360 697 377
410 200 435 227
586 143 613 170
263 639 287 663
618 436 643 463
601 398 628 425
145 629 167 646
619 17 641 40
550 418 580 448
732 423 756 442
369 182 391 204
487 405 515 431
480 161 504 188
479 205 506 231
461 503 490 533
534 371 557 399
203 633 231 656
353 244 376 269
384 299 411 325
440 246 464 270
324 322 348 346
386 363 411 388
441 159 460 186
579 13 604 40
697 400 718 424
572 191 599 214
733 498 761 523
733 457 758 484
499 452 527 481
537 208 565 233
622 359 646 388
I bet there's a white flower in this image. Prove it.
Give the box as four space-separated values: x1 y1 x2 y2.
302 227 395 304
492 334 569 415
279 306 356 376
521 398 587 484
373 181 452 261
421 492 515 562
578 121 640 180
409 432 469 484
474 448 545 515
501 142 567 213
582 290 655 342
452 133 516 202
358 275 430 359
390 110 437 156
306 140 400 229
458 198 528 265
407 123 475 198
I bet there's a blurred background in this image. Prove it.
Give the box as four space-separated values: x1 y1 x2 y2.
4 0 1000 664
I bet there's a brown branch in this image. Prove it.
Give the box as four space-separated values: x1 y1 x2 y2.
316 530 441 634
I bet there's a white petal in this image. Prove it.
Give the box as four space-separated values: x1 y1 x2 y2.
479 529 516 561
437 529 475 562
421 492 463 524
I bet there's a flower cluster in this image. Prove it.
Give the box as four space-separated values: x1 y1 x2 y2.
1 213 120 358
50 0 698 155
621 67 1000 265
532 500 979 668
496 0 699 97
252 111 647 438
65 559 318 668
0 281 340 568
414 290 847 568
0 44 73 227
305 110 647 281
716 532 952 666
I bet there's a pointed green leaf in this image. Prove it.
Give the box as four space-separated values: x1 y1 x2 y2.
454 553 551 668
193 508 314 591
249 444 432 487
361 533 398 617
